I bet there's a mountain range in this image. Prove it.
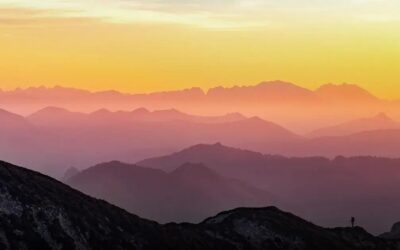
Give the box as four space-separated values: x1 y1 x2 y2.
27 106 247 127
0 159 399 250
66 161 276 223
2 81 399 132
138 143 400 234
2 106 400 177
308 113 400 137
0 107 298 177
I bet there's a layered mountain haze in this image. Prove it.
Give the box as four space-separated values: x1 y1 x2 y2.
1 81 398 132
0 107 301 177
0 109 43 173
0 160 399 250
139 143 400 234
28 106 247 127
67 161 276 223
296 129 400 157
2 105 400 177
2 0 400 247
2 83 400 243
308 113 400 137
0 108 33 132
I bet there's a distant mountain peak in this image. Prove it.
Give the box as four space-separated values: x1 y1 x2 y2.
207 80 311 94
131 107 150 114
34 106 71 114
155 108 182 114
247 116 264 122
91 108 112 115
257 80 303 89
316 83 378 101
224 112 246 119
184 142 230 152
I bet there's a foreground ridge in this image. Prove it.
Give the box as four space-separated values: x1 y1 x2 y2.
0 160 399 250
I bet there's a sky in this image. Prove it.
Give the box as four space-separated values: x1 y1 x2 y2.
0 0 399 98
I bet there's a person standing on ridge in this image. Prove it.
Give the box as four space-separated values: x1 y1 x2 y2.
351 217 355 228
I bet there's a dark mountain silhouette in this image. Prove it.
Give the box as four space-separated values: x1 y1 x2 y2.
382 222 400 240
139 143 400 234
67 161 276 223
308 113 399 137
0 160 398 250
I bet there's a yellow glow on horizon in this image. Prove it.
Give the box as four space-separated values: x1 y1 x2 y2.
0 1 399 99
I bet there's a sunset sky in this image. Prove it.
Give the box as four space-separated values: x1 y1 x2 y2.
1 0 399 98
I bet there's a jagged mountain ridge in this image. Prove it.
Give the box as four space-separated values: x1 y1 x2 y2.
0 160 399 250
1 81 395 134
1 82 382 108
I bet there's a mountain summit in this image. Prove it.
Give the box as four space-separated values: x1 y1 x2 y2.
315 83 379 102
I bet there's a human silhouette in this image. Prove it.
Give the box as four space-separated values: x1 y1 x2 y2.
351 217 355 228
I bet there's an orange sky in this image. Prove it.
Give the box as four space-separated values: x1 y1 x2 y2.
0 1 400 99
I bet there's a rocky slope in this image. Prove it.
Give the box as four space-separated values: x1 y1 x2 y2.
0 160 399 250
382 222 400 240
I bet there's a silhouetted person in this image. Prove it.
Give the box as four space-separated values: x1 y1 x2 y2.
351 217 355 228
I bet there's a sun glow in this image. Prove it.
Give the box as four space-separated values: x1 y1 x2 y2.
0 0 399 98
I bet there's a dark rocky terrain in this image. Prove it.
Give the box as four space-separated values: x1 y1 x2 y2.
1 160 400 250
382 223 400 240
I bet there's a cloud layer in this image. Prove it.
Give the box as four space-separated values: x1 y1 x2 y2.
1 0 399 29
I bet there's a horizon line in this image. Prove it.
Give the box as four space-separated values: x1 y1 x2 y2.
0 80 393 100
